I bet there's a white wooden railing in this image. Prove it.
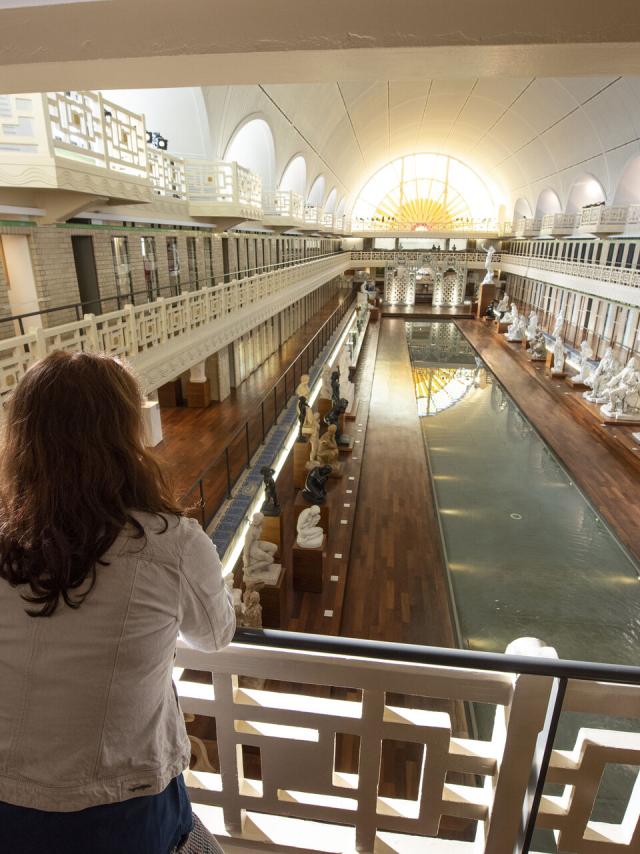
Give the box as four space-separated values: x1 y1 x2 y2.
262 190 305 220
184 160 262 210
502 253 640 289
350 218 500 234
0 253 350 403
147 147 187 200
176 633 640 853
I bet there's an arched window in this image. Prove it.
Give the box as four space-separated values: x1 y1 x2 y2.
613 156 640 206
534 188 562 219
324 188 337 213
513 197 533 221
307 175 326 206
225 118 276 188
279 155 307 196
352 153 497 225
565 174 606 213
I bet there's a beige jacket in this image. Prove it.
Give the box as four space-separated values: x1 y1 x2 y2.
0 512 235 811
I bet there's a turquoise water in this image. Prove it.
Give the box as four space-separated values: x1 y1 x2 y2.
407 321 640 849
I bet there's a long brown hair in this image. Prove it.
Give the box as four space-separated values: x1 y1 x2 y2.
0 350 182 616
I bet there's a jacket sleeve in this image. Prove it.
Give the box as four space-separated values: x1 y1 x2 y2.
177 518 236 652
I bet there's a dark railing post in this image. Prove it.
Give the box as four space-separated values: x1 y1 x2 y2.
261 402 266 442
283 372 287 401
18 317 25 335
245 422 251 467
225 448 232 498
198 480 206 528
273 387 277 420
520 677 568 853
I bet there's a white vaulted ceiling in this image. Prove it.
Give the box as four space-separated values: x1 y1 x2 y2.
199 77 640 218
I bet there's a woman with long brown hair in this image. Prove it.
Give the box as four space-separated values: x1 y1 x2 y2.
0 351 235 853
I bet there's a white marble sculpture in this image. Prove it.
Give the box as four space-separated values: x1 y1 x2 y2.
600 356 640 420
296 373 311 399
506 314 526 342
320 365 332 399
296 505 324 549
225 573 243 618
551 336 565 376
242 512 280 585
552 309 565 338
526 311 539 340
584 348 620 403
495 293 509 316
529 330 547 361
569 340 594 385
482 245 495 284
502 302 518 324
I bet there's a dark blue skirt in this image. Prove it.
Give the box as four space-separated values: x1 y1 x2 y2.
0 773 193 854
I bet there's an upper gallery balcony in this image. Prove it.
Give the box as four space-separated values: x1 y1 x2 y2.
539 212 581 237
578 204 640 236
512 217 542 238
260 189 305 230
350 217 501 238
0 91 263 227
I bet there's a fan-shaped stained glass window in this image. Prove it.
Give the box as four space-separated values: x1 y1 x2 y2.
414 366 476 416
352 153 496 227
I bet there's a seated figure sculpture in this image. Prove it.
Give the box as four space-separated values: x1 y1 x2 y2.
600 355 640 420
570 340 594 385
324 397 349 445
505 313 526 342
302 464 333 504
296 505 324 549
502 302 518 324
320 365 332 399
495 293 509 318
242 512 279 586
529 330 547 361
316 424 340 467
526 311 539 340
584 347 620 403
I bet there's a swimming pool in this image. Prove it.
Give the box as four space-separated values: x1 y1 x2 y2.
407 320 640 849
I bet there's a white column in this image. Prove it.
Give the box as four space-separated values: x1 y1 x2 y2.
189 361 207 383
142 396 163 447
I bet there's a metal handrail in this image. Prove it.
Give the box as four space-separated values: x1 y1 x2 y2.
0 250 347 334
180 291 355 526
231 627 640 684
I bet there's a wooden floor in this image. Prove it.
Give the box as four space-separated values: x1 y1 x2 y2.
156 293 347 502
458 319 640 563
341 319 458 648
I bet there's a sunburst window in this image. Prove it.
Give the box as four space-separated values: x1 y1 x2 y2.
352 153 496 228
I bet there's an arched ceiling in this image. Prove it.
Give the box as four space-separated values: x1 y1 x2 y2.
198 76 640 216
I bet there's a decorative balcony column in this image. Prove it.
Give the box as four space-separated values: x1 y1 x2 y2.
186 361 210 408
141 392 163 447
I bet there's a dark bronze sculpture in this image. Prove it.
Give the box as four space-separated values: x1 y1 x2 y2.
302 465 333 504
297 395 308 440
260 466 280 516
330 368 341 406
324 397 349 445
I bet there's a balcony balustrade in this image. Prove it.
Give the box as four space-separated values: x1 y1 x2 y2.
0 252 351 404
502 253 640 290
176 629 640 853
261 190 305 229
539 212 580 237
184 159 262 227
304 204 323 229
350 218 500 235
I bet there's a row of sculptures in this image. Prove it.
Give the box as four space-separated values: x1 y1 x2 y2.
234 336 359 626
488 295 640 420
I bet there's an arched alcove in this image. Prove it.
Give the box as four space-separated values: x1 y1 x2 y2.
513 197 533 220
279 154 307 196
335 196 346 218
307 175 326 206
534 188 562 219
224 117 276 188
565 174 606 213
324 187 337 213
613 155 640 206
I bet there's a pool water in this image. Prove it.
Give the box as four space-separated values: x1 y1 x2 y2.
407 321 640 849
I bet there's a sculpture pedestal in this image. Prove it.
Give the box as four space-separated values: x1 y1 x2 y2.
520 338 530 351
346 396 359 421
338 436 354 454
369 307 380 323
565 375 589 389
186 380 211 408
255 565 286 628
293 442 311 490
260 513 283 554
292 540 325 593
477 283 498 320
495 320 509 334
294 492 330 532
142 400 163 447
600 405 640 424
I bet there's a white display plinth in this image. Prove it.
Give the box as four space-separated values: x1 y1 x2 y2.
142 399 163 447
